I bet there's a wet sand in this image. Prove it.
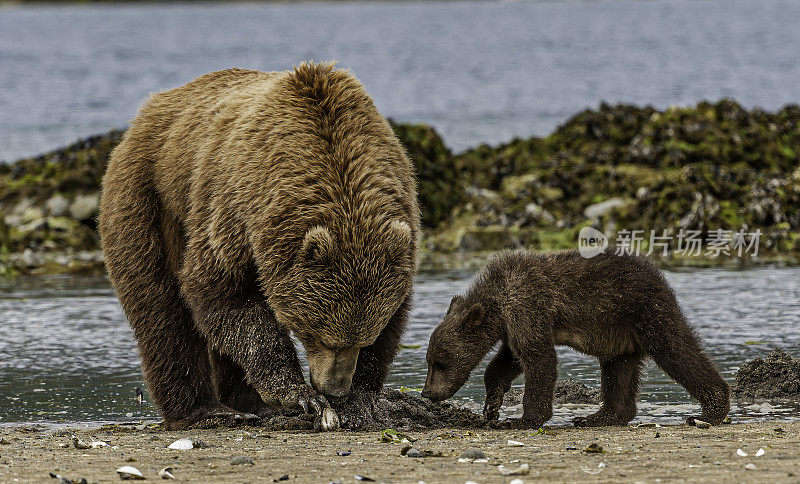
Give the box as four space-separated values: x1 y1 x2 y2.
1 421 798 483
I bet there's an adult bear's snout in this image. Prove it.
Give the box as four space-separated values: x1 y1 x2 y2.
307 346 360 397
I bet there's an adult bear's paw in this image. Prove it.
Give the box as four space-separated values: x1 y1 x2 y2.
260 384 340 431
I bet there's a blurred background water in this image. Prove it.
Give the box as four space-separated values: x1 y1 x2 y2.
2 0 800 162
1 267 798 425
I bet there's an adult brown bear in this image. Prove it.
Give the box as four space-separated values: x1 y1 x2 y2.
99 62 419 430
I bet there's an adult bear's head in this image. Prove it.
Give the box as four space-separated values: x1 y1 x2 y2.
269 219 415 397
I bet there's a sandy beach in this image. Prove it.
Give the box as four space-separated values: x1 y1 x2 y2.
1 421 798 483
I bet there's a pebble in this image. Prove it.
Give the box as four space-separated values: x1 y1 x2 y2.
90 440 108 448
278 475 289 481
158 467 175 479
354 476 375 482
337 451 351 456
584 443 604 453
509 480 524 484
230 455 255 465
0 438 9 445
115 466 145 480
405 448 422 458
459 449 486 460
507 440 524 447
745 463 758 471
498 463 530 476
694 420 711 429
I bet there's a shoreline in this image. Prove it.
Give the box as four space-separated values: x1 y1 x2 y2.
2 421 798 482
3 247 800 278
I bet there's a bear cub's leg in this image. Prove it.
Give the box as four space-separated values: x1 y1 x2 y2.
482 344 522 421
574 353 643 427
505 341 558 429
644 314 730 425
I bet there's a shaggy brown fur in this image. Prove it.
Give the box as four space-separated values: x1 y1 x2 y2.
421 249 730 428
99 62 419 430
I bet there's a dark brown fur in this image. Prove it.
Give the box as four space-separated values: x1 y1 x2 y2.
422 249 730 428
99 62 419 429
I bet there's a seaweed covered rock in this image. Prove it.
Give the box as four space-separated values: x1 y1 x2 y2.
732 348 800 402
0 122 457 271
390 121 464 227
436 100 800 256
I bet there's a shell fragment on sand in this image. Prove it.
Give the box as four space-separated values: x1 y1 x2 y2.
498 463 530 476
507 440 525 447
158 467 175 479
115 466 145 480
167 438 193 450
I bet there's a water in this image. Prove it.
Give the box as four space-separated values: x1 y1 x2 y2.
1 267 798 426
2 0 800 162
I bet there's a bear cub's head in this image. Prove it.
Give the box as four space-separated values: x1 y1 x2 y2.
421 294 490 402
270 220 415 397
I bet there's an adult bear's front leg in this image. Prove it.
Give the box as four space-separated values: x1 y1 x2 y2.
188 291 339 430
180 245 339 430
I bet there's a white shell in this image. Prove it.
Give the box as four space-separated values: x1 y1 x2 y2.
498 464 530 476
90 440 108 448
745 463 758 471
116 466 145 480
168 438 194 450
737 448 748 457
507 440 525 447
755 448 765 457
158 467 175 479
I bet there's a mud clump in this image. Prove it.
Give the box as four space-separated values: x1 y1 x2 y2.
504 378 600 406
369 389 485 429
732 348 800 402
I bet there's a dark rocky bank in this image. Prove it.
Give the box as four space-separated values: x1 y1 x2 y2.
2 99 799 275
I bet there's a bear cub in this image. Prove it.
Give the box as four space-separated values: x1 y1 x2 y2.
421 249 730 428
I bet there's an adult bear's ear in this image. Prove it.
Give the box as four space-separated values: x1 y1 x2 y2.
387 220 413 260
447 295 465 314
300 226 334 264
461 302 484 330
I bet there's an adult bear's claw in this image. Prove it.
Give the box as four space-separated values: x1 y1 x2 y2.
320 407 340 431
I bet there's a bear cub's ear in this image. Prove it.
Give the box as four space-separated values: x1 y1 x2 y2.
301 226 335 264
461 302 484 330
